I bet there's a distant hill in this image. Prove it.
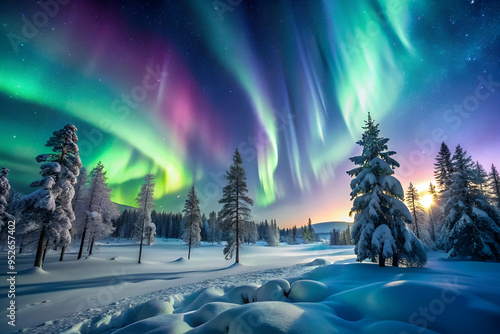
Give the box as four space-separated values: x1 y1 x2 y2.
312 221 353 239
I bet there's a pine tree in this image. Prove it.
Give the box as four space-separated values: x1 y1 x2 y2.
474 161 488 192
441 145 500 260
488 164 500 208
406 182 436 250
218 149 254 263
347 114 426 267
405 183 423 239
75 162 118 259
136 173 156 263
183 185 202 259
264 219 279 246
208 211 219 244
19 124 82 268
308 218 315 242
434 142 453 193
427 182 438 242
0 168 15 233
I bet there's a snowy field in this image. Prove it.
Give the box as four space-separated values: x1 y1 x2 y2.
1 239 500 333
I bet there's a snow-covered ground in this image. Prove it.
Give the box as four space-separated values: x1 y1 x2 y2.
0 239 354 333
1 239 500 333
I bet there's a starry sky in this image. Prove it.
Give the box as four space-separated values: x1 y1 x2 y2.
0 0 499 228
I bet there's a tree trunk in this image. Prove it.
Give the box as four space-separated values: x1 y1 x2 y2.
77 222 88 260
378 250 385 267
59 245 65 262
138 180 151 264
19 236 24 254
89 236 95 255
188 235 191 260
235 219 239 264
429 208 436 241
411 193 420 239
138 218 145 264
42 239 48 262
34 228 47 268
392 252 399 267
235 174 240 264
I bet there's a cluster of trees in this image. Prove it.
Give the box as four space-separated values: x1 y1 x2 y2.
279 219 317 244
402 142 500 261
0 124 157 268
347 114 500 267
329 225 353 245
429 143 499 260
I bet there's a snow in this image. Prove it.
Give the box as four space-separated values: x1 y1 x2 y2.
1 240 499 333
371 224 395 258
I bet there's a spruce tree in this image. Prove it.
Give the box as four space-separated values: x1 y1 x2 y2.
441 145 500 260
183 185 202 259
488 164 500 208
136 173 156 263
434 142 453 193
218 149 254 263
347 114 426 267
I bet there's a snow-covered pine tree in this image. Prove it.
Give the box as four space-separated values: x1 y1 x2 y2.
218 149 254 263
347 114 427 267
19 124 82 267
441 145 500 260
406 182 436 250
136 173 155 263
264 219 279 246
427 182 439 242
405 183 424 239
0 168 15 233
87 188 118 255
71 167 88 240
75 162 118 259
208 211 219 244
474 161 488 192
488 164 500 208
183 185 202 259
244 221 258 244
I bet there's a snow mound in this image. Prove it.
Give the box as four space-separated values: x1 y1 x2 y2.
288 280 330 302
22 267 48 275
108 263 500 334
62 299 173 334
305 258 330 266
171 257 187 263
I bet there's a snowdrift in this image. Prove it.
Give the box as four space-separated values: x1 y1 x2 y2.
64 260 500 334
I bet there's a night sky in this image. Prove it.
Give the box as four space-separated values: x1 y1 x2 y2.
1 0 499 227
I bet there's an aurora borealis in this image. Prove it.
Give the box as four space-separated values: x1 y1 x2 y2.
1 0 499 227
